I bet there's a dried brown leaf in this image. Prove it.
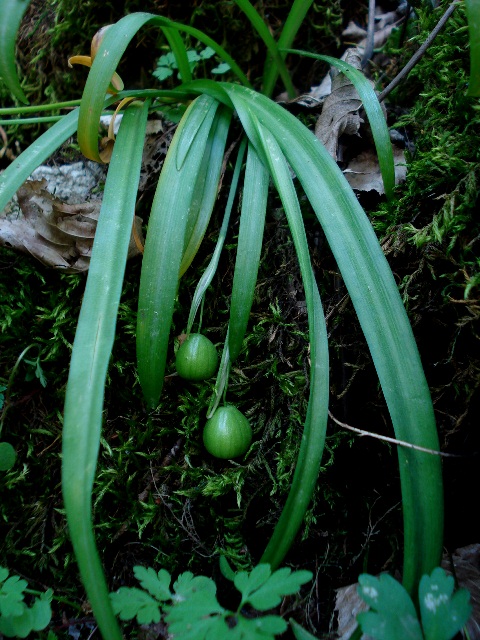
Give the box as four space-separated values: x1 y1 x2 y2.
314 48 364 159
344 145 407 194
0 179 143 272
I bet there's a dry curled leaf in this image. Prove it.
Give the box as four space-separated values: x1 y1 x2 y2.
314 48 365 160
0 179 143 272
344 145 407 195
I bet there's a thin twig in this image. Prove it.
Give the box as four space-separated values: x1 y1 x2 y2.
361 0 376 68
378 1 458 103
328 411 462 457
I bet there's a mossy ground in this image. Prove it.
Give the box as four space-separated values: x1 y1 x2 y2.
1 1 479 637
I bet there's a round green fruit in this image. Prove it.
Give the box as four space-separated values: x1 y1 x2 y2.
0 441 16 471
175 333 218 381
203 406 252 459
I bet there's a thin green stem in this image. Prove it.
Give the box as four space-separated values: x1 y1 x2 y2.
0 99 81 115
0 344 39 437
0 116 63 125
186 137 247 336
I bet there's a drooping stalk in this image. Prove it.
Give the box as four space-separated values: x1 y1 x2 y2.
186 137 247 336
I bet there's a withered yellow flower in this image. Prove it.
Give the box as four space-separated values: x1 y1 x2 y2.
68 25 124 94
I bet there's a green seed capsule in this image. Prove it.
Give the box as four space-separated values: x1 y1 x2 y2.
203 406 252 459
0 441 16 471
175 333 218 381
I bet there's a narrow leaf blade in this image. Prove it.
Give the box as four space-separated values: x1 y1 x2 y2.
0 0 30 104
62 101 149 640
466 0 480 96
136 96 219 407
285 50 395 199
228 142 269 361
0 109 79 214
227 103 329 569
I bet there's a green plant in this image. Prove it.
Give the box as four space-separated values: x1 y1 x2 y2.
356 567 471 640
0 345 46 472
110 562 312 639
2 1 471 638
289 567 472 640
0 566 53 638
175 333 219 381
203 405 252 459
153 45 230 82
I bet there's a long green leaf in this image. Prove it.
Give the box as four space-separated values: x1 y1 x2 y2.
0 108 79 213
136 95 219 408
220 82 442 591
0 0 30 104
234 0 295 98
247 110 329 569
228 143 269 362
262 0 314 98
62 100 149 640
466 0 480 96
162 26 192 85
180 106 232 276
285 49 395 199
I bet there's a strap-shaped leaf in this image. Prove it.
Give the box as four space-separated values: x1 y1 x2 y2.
0 0 30 104
262 0 315 98
221 82 442 590
234 0 295 98
466 0 480 96
162 26 192 85
245 111 329 570
180 106 232 276
0 109 79 213
228 142 269 362
62 100 149 640
136 95 219 407
285 49 395 199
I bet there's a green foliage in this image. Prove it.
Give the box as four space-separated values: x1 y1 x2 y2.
110 562 312 639
153 45 231 82
4 1 477 638
0 566 53 638
23 356 47 388
357 568 471 640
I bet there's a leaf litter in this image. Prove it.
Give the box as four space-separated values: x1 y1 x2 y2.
0 179 143 272
313 47 407 195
